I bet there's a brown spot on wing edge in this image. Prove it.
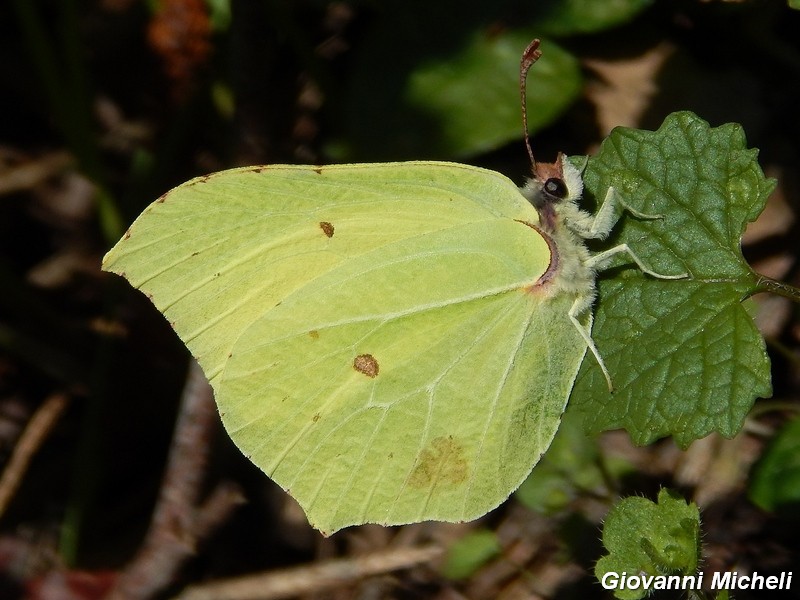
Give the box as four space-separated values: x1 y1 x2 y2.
353 354 379 378
408 436 469 489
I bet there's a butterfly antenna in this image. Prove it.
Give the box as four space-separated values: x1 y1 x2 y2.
520 39 542 172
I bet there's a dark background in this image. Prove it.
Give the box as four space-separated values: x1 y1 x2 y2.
1 1 799 598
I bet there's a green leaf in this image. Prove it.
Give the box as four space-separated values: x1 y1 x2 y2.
441 530 501 580
403 32 581 158
203 0 231 30
571 111 774 447
515 411 613 514
790 0 800 10
331 4 581 161
749 417 800 513
596 489 701 600
535 0 654 36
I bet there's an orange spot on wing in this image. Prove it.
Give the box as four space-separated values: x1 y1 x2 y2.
319 222 334 238
353 354 379 378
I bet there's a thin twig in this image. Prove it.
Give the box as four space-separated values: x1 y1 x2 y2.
192 481 246 542
174 544 444 600
105 360 241 600
0 392 70 518
0 151 74 196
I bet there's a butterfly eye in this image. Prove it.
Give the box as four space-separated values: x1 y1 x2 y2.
544 177 568 199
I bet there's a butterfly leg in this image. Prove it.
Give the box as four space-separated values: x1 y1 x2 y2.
586 243 688 280
584 185 665 239
568 294 614 392
585 187 689 278
567 187 686 393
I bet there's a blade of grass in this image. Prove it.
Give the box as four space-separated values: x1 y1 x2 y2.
11 0 123 242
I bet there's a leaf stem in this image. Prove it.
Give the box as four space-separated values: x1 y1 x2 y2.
753 275 800 304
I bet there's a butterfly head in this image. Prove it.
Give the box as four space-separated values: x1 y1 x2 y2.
522 153 584 232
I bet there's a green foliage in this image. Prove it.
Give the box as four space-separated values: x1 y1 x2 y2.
596 489 701 600
404 32 580 159
11 0 123 242
572 112 774 448
203 0 232 30
515 412 632 514
441 530 501 580
749 417 800 513
331 0 657 161
534 0 654 35
329 1 585 161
